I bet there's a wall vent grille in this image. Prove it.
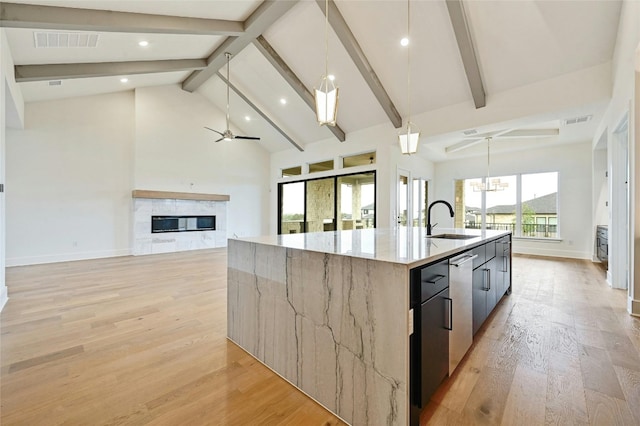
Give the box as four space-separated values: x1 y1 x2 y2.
34 32 99 48
48 80 62 86
564 115 592 126
463 129 478 136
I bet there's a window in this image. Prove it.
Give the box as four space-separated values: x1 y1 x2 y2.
454 172 558 238
309 160 334 173
343 151 376 168
521 172 558 238
282 166 302 178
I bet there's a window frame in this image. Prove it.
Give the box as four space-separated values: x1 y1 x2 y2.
455 172 559 240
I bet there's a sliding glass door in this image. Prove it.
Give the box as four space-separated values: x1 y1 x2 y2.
278 171 376 234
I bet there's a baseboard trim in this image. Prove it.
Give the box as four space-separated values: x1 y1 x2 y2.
511 247 590 260
6 248 132 267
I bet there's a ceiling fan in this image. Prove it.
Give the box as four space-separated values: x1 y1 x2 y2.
205 52 260 143
445 127 559 153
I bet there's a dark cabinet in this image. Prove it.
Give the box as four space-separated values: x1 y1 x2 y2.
472 265 487 335
472 237 510 335
410 259 450 410
418 287 450 407
410 235 513 424
596 226 608 265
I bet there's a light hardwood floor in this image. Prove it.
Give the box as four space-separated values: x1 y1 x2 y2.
2 250 639 425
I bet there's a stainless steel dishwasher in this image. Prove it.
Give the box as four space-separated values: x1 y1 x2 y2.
448 252 477 374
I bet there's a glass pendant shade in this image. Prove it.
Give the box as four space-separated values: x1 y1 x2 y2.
398 123 420 155
314 77 339 126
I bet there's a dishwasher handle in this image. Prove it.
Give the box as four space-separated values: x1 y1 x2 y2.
450 254 478 267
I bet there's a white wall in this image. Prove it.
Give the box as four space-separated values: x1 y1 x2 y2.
5 84 271 266
270 121 435 235
2 29 25 309
133 85 270 239
433 142 593 259
592 0 640 314
6 92 135 266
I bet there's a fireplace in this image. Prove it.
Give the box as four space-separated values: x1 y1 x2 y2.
151 215 216 233
132 190 229 255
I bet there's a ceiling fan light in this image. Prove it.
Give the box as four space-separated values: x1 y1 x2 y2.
314 79 339 126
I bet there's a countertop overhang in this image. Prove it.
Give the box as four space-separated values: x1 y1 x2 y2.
233 227 511 269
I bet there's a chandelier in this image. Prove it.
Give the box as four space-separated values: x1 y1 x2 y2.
471 137 508 192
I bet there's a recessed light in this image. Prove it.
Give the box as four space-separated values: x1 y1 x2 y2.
400 37 409 47
138 40 149 47
120 77 129 83
244 116 251 121
280 98 287 105
328 74 335 81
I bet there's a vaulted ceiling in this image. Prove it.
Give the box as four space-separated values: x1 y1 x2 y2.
1 0 623 159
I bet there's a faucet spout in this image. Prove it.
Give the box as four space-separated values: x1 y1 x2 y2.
426 200 455 235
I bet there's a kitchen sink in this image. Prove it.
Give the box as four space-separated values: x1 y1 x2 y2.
426 233 477 240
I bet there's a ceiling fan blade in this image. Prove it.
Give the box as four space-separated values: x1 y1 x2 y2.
214 137 224 143
234 135 261 140
204 127 224 137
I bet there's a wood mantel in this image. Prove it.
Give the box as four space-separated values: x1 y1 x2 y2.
132 190 230 202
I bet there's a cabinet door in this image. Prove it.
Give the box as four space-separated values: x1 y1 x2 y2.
419 288 450 407
472 266 487 335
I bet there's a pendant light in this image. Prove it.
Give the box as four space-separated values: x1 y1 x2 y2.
471 137 509 192
314 0 339 126
399 0 419 155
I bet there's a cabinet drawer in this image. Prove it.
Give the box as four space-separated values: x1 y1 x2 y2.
485 240 496 262
471 245 485 269
411 259 449 304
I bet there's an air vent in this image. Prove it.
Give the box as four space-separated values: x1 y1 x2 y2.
34 32 99 48
463 129 478 136
564 115 592 126
48 80 62 86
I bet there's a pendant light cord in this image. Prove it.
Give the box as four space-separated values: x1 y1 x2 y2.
407 0 411 133
225 52 231 130
324 0 330 118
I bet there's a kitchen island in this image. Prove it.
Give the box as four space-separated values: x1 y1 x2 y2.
227 227 511 425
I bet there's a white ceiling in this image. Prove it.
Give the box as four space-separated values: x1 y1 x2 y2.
3 0 623 159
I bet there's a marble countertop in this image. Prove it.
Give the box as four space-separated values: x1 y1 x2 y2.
234 227 511 269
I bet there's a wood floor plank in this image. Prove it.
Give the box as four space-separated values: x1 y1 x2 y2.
584 388 636 426
613 365 640 424
500 363 547 426
578 345 625 400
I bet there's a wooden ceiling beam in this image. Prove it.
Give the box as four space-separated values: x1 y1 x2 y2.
445 0 486 109
0 2 244 35
14 59 206 82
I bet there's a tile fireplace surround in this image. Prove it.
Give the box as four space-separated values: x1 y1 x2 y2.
132 190 229 255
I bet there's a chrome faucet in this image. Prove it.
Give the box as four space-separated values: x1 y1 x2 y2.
427 200 455 235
